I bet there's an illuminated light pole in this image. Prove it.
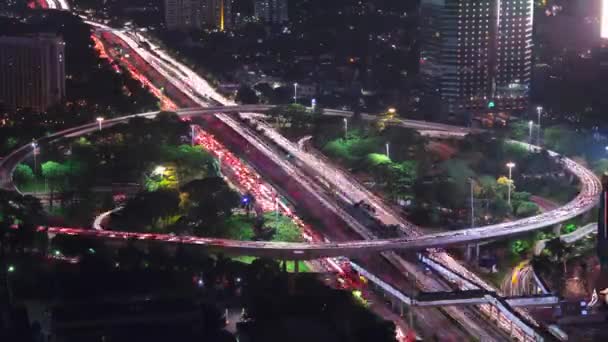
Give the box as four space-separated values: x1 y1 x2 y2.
506 162 516 205
96 117 104 131
536 106 542 146
528 120 533 151
469 178 475 228
153 165 166 176
343 118 348 139
31 141 38 175
293 83 298 104
385 142 390 159
311 98 316 110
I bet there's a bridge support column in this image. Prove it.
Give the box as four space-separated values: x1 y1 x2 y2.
465 245 472 261
475 244 480 261
553 224 562 236
294 260 299 274
510 320 514 337
282 260 287 273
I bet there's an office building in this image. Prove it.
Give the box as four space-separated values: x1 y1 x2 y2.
202 0 233 31
254 0 288 24
164 0 204 30
164 0 233 31
0 34 65 113
420 0 534 113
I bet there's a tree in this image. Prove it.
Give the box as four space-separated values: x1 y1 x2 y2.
180 177 240 234
13 164 34 186
515 201 538 218
545 238 574 274
235 85 259 104
511 239 531 257
41 161 69 208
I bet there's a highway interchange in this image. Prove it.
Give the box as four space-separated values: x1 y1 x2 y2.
8 2 604 340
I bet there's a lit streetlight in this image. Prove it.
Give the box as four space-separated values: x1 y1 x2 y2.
528 120 533 150
385 142 390 159
191 125 196 146
388 107 396 114
506 162 516 205
536 106 542 145
31 141 38 175
293 83 298 104
343 118 348 139
469 178 475 228
153 165 166 176
96 117 104 131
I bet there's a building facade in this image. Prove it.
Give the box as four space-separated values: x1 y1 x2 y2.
420 0 533 114
254 0 288 24
202 0 233 31
0 34 65 113
164 0 232 31
164 0 204 30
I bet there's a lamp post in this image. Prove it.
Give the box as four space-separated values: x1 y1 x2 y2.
343 118 348 139
469 178 475 228
293 83 298 104
528 120 533 150
96 117 104 131
536 106 542 146
385 142 390 159
506 162 516 205
31 142 38 174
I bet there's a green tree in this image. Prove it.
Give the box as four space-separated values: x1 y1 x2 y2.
13 164 35 186
515 201 539 217
511 239 531 256
180 177 240 235
41 161 69 208
545 238 574 274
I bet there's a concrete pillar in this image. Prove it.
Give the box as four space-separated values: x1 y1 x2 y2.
282 260 287 273
475 244 480 262
553 224 562 236
294 260 299 274
400 303 404 317
465 245 472 261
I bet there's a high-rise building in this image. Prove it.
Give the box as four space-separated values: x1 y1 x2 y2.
0 34 65 113
254 0 288 24
202 0 233 31
164 0 233 31
420 0 533 114
164 0 204 30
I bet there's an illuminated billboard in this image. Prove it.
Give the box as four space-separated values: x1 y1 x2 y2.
603 0 608 39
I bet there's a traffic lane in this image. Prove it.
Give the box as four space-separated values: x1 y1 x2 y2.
197 115 471 340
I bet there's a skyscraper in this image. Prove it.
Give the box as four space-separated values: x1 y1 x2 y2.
420 0 533 114
254 0 288 24
164 0 204 31
0 34 65 113
164 0 233 31
202 0 233 31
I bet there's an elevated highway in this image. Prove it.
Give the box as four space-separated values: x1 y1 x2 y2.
0 105 600 257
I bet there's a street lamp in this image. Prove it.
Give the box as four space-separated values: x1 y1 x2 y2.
191 125 196 146
31 141 38 175
388 107 396 114
385 142 390 159
153 165 166 176
293 83 298 104
469 178 475 229
96 117 104 131
528 120 533 150
343 118 348 139
506 162 516 205
536 106 542 145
